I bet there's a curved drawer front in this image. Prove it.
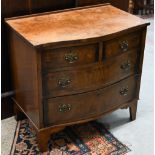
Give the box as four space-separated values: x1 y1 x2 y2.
105 31 140 58
42 43 99 69
44 76 138 126
43 50 137 98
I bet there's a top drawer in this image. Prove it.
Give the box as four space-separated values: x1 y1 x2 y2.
42 44 99 69
105 32 141 58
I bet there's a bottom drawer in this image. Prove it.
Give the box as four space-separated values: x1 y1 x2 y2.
44 76 138 126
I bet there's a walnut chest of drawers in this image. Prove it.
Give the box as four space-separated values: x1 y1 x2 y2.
6 4 149 151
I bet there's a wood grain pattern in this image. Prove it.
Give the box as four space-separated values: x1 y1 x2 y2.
42 43 99 69
45 76 138 126
43 50 138 98
5 4 149 152
9 31 43 128
5 4 149 46
104 31 141 58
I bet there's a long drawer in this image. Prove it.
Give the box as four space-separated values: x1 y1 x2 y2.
43 49 138 98
44 75 138 126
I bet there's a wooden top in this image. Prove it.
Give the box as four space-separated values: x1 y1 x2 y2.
6 4 149 47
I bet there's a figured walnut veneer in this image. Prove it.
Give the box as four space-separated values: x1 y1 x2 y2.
6 4 149 152
6 5 147 46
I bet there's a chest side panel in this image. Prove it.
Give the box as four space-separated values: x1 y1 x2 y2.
9 31 43 128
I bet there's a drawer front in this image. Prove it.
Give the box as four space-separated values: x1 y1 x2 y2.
43 50 138 98
44 76 138 126
42 44 99 69
105 32 140 58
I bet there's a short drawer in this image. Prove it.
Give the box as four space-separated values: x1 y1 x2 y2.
43 49 138 98
42 43 99 69
44 76 138 126
104 32 141 58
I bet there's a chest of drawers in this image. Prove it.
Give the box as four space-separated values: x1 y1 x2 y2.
6 4 149 151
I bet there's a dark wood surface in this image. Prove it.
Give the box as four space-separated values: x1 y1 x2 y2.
6 4 149 152
133 0 154 15
30 0 75 13
104 31 141 58
1 0 76 119
129 100 138 120
43 50 138 98
2 0 131 119
1 98 14 119
76 0 129 11
42 43 99 69
9 31 43 128
45 75 138 126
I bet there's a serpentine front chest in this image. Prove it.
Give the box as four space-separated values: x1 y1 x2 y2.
6 4 149 151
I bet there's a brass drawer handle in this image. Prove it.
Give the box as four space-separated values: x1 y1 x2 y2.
120 60 131 71
58 78 71 88
65 52 79 63
59 104 72 112
120 87 128 96
119 40 128 52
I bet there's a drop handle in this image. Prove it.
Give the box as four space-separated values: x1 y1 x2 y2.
65 52 79 63
59 104 72 112
119 40 129 52
120 60 131 71
120 87 129 96
58 78 71 88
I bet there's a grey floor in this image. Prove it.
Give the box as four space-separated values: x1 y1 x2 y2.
1 18 154 155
